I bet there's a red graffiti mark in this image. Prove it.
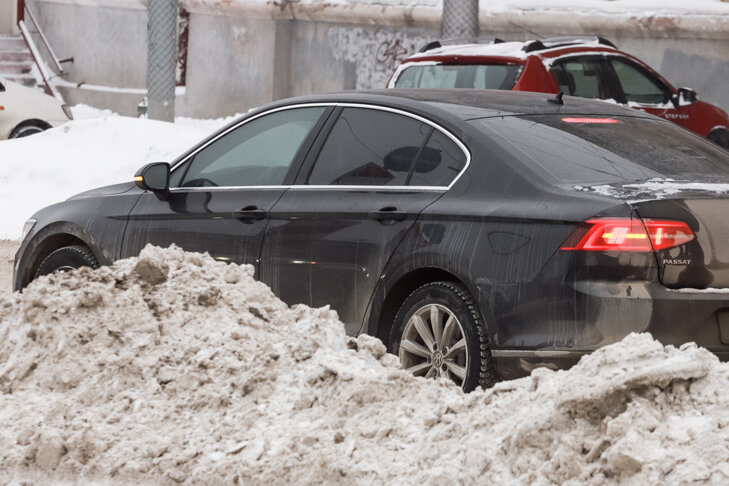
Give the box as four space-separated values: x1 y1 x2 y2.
376 39 411 71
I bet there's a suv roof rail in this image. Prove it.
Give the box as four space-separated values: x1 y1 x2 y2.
522 36 617 53
418 38 505 53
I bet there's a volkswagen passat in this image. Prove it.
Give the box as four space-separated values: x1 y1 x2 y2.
14 90 729 390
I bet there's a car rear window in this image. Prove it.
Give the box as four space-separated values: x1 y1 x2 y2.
472 115 729 185
393 64 521 90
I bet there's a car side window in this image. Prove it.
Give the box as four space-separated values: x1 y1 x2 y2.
177 107 325 187
610 58 668 105
408 130 467 187
307 108 430 186
551 57 612 100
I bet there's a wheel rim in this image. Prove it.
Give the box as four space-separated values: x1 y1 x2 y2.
399 303 469 388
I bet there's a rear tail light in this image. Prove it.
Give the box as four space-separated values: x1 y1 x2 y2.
561 218 695 251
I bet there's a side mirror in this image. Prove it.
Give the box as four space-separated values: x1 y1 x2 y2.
0 82 5 92
672 87 697 108
134 162 170 193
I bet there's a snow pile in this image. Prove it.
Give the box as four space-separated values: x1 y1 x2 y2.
1 245 729 484
0 117 207 239
70 103 245 133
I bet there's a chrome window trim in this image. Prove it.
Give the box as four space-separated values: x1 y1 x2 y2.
170 102 471 191
168 184 448 194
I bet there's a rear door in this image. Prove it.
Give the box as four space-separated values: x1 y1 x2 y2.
549 56 617 101
260 105 469 333
122 105 330 274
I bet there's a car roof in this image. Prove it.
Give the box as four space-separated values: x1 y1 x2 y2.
405 37 619 63
267 89 656 121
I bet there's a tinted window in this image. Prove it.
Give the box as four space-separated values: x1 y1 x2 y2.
610 58 668 104
394 64 520 90
408 130 467 187
473 115 729 184
551 58 611 100
177 107 324 187
308 108 430 186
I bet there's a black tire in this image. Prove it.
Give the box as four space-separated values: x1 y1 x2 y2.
34 245 99 279
9 121 48 139
388 281 497 391
708 129 729 150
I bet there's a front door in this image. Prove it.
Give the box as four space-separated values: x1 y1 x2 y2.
122 105 329 274
607 57 693 130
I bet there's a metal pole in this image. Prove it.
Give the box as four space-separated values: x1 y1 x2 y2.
147 0 178 122
441 0 479 41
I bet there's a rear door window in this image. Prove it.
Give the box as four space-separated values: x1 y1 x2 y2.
307 108 430 186
306 107 468 187
550 57 613 100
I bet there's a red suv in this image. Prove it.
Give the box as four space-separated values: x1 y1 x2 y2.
388 37 729 148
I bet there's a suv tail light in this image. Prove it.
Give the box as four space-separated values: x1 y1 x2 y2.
561 218 695 251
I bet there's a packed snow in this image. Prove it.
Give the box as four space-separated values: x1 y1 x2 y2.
1 245 729 484
0 106 243 240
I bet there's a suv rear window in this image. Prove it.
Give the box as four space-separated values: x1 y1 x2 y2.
472 115 729 185
393 64 521 90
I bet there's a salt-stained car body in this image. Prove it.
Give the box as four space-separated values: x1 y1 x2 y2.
0 77 71 139
13 89 729 391
389 37 729 149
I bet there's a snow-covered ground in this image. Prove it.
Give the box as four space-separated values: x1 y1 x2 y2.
1 245 728 484
0 106 241 239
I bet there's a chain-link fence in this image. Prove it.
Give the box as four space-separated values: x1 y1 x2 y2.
147 0 178 121
441 0 479 41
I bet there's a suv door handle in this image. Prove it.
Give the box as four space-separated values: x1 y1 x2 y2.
233 206 267 222
368 206 407 223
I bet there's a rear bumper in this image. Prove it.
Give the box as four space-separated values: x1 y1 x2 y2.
484 280 729 380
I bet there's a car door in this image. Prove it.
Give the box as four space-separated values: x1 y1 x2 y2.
259 105 469 334
606 56 693 130
122 105 330 275
549 56 616 102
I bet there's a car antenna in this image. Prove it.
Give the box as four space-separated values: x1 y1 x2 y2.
508 21 544 39
548 91 564 105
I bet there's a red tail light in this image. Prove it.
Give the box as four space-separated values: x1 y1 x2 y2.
561 218 695 251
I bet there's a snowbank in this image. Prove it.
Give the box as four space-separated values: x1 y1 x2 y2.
1 245 728 484
0 116 207 239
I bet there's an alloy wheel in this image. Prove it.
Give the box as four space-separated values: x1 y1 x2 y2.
398 303 469 387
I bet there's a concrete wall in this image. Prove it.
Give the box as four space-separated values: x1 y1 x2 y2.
25 0 729 119
0 0 18 35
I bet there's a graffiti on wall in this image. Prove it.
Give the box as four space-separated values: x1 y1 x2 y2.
327 28 430 89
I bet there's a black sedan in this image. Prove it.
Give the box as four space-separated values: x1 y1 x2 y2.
13 89 729 390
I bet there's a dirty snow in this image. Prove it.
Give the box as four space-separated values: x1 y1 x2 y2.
1 245 729 484
0 239 17 295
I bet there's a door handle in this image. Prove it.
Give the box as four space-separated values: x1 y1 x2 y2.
233 206 267 222
368 206 407 223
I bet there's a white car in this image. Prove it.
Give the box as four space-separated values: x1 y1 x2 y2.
0 77 71 139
